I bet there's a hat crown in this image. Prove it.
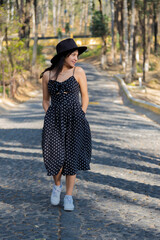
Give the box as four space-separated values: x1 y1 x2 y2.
50 38 87 64
56 38 78 54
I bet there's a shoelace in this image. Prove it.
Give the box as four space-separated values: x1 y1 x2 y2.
53 186 62 193
65 197 73 203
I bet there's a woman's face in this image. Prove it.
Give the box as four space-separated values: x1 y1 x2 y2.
64 50 79 68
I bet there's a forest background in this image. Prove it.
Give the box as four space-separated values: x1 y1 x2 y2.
0 0 160 106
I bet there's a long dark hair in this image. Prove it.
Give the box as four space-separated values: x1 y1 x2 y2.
40 49 78 80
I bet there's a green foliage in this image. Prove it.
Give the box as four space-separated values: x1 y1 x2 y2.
149 62 156 71
79 45 102 59
0 86 10 96
136 63 143 73
57 28 62 38
7 39 29 71
36 45 46 65
90 10 110 38
65 23 70 34
29 44 45 66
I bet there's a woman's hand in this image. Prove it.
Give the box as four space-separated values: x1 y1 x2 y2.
42 71 50 113
75 67 89 113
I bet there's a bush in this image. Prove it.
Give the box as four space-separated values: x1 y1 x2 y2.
79 45 102 59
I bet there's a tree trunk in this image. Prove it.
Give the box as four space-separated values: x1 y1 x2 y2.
71 1 75 31
69 0 75 37
16 0 32 48
32 0 38 66
153 3 158 54
41 0 49 37
101 37 107 69
61 0 65 29
0 36 4 59
56 0 61 30
132 8 138 78
7 0 10 23
145 4 153 75
32 1 35 35
10 70 16 98
68 0 72 36
79 0 84 33
11 0 14 21
117 0 124 64
142 0 147 82
44 0 49 34
129 0 135 81
113 0 117 64
110 0 115 64
84 0 89 35
5 27 14 74
98 0 107 68
98 0 103 12
25 0 32 48
2 63 5 98
123 0 130 82
52 0 56 36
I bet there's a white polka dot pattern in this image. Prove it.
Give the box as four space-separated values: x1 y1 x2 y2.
41 75 92 176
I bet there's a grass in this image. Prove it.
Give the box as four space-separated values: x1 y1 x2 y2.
79 45 102 59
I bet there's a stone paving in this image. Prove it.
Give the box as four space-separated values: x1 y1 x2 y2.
0 62 160 240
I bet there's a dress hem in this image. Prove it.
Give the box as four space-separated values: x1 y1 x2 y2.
46 167 91 176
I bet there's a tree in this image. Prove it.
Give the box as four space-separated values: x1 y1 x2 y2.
110 0 115 64
132 6 138 78
15 0 32 49
90 10 110 69
129 0 135 81
65 22 70 35
32 0 38 66
114 0 124 65
123 0 130 82
52 0 56 36
153 0 160 54
40 0 49 37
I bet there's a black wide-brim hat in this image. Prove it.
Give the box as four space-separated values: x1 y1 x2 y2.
50 38 87 65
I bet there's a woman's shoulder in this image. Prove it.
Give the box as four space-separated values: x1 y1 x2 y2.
75 66 86 80
42 70 53 83
75 66 85 74
43 70 50 79
74 66 87 84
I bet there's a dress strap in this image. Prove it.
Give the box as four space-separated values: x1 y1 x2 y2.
73 66 76 76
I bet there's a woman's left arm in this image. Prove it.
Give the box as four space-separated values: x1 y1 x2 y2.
76 67 89 114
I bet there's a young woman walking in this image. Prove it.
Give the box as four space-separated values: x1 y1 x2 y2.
40 38 92 211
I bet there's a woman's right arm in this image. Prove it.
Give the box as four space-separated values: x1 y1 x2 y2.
42 71 50 113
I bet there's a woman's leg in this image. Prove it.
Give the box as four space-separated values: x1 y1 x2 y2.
53 167 63 186
66 174 76 195
51 167 63 205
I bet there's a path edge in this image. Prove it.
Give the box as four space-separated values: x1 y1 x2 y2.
114 74 160 115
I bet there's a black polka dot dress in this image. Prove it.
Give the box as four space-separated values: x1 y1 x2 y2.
41 68 92 176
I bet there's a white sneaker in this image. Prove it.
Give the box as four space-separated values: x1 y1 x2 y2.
51 183 62 206
64 195 74 211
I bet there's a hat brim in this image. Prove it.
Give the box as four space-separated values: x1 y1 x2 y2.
50 46 87 64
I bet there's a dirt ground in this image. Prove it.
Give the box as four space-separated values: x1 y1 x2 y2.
79 55 160 106
0 74 42 111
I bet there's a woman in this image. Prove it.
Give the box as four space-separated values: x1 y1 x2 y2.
40 38 92 211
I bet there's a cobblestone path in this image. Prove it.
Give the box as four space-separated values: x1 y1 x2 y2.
0 63 160 240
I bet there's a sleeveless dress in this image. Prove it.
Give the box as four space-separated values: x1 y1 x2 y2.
41 67 92 176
